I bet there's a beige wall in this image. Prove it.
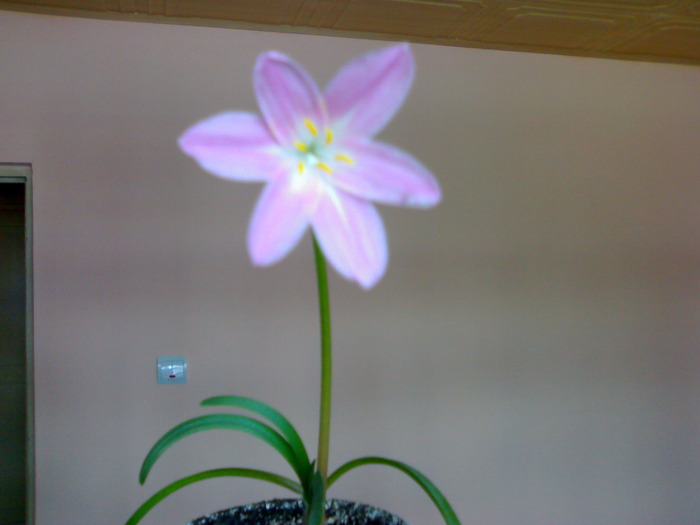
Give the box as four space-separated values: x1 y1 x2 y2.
1 10 700 525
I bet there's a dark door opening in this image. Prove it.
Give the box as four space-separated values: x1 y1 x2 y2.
0 164 33 525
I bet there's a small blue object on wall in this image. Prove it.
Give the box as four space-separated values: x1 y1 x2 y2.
157 356 187 384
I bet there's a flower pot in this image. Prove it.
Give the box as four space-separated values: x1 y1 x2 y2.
188 498 408 525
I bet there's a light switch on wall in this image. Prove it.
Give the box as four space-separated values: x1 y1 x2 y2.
157 356 187 384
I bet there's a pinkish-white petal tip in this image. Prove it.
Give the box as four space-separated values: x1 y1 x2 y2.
312 191 388 289
254 51 326 147
331 140 440 208
325 43 414 138
178 112 281 181
247 174 322 266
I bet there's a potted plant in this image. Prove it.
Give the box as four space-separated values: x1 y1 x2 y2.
127 43 459 525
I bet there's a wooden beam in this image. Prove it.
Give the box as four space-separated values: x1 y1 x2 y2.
1 0 698 65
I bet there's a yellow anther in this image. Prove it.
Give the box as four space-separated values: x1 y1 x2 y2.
295 141 308 152
317 163 332 175
325 129 333 145
304 119 318 137
334 154 354 165
298 163 305 174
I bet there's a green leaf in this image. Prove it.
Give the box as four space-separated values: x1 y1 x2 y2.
201 396 311 480
126 468 301 525
304 470 326 525
138 414 304 486
328 456 461 525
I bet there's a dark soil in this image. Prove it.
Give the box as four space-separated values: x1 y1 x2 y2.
188 499 408 525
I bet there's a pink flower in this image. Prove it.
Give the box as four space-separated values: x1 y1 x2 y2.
179 44 440 289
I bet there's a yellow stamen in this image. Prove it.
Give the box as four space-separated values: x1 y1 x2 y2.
298 163 305 174
295 141 308 152
334 154 354 165
317 163 332 175
325 128 333 145
304 119 318 137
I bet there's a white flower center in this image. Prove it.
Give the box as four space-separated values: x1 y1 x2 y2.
294 119 353 177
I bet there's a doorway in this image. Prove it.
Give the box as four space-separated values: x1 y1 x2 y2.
0 164 33 525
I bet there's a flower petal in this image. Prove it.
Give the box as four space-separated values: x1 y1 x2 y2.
324 43 414 138
254 51 326 147
248 173 322 266
178 112 283 181
331 140 441 208
311 190 387 289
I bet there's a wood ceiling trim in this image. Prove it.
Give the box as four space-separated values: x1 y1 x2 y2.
1 0 698 65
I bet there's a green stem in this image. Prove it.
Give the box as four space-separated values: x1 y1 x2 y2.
312 235 332 482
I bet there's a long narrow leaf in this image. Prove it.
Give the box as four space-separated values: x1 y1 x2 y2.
126 468 301 525
328 456 461 525
303 459 317 505
139 414 304 486
201 396 311 477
